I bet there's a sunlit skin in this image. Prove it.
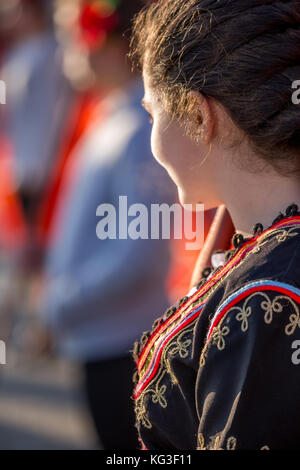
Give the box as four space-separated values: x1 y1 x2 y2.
142 69 300 236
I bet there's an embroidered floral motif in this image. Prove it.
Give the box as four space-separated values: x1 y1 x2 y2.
168 334 192 359
285 308 300 335
200 285 300 367
197 432 237 450
235 304 252 332
211 324 230 350
276 227 299 243
261 296 283 324
152 384 167 408
197 432 270 450
206 289 300 356
135 326 195 430
262 294 299 331
135 401 152 429
135 369 168 430
224 292 285 332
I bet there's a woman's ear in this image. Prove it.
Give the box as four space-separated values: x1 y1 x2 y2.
189 91 215 144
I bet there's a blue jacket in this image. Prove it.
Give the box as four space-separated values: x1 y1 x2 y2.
42 80 176 361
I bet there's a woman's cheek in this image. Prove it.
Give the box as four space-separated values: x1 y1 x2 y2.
150 123 163 165
150 119 173 168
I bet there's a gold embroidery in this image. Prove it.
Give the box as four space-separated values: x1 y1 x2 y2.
197 432 237 450
261 296 283 324
166 329 193 385
230 292 283 330
135 401 152 429
224 292 299 342
226 437 237 450
200 290 300 368
211 324 230 350
199 346 207 367
276 227 299 243
136 326 195 429
210 435 223 450
248 227 299 254
285 308 300 335
262 294 300 333
197 432 206 450
235 305 252 332
152 384 167 408
197 432 270 450
169 333 192 359
245 227 299 258
165 358 178 385
248 227 299 255
135 374 166 430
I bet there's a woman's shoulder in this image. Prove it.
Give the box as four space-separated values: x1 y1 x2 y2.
196 212 300 359
133 214 300 448
133 213 300 385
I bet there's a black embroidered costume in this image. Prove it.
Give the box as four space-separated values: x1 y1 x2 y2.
133 205 300 450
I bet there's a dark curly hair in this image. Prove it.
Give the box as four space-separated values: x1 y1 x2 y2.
130 0 300 174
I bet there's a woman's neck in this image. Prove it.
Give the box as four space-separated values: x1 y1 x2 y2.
219 161 300 236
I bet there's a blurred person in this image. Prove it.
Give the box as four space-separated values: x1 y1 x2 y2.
0 0 78 367
40 0 176 450
0 0 72 229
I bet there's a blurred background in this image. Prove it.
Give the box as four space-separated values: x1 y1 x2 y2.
0 0 210 450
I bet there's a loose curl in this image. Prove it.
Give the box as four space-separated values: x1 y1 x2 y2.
130 0 300 174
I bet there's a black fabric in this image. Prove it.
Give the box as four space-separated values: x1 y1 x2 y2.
133 214 300 450
84 354 139 450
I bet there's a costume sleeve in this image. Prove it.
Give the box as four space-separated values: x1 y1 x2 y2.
195 280 300 450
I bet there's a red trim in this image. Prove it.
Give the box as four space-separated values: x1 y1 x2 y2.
135 307 202 399
207 284 300 343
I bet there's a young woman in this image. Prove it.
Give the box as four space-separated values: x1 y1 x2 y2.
130 0 300 450
41 0 174 450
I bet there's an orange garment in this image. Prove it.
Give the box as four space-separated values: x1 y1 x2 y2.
166 209 217 301
35 92 101 247
0 137 28 252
